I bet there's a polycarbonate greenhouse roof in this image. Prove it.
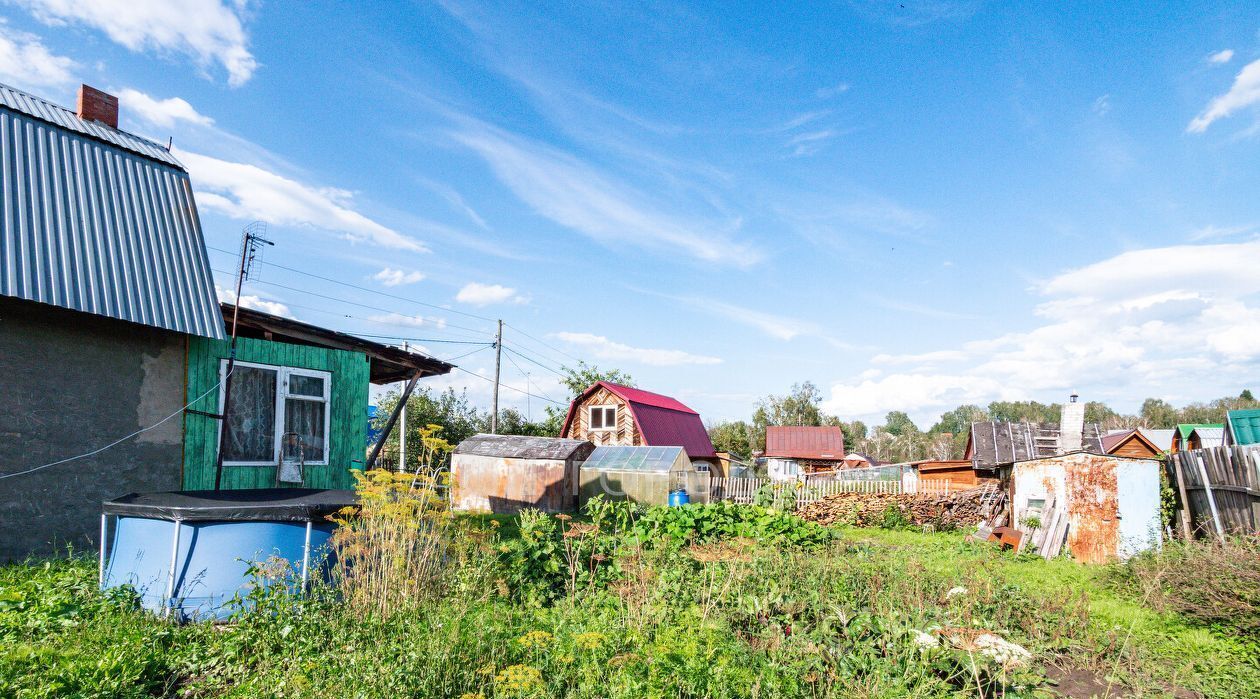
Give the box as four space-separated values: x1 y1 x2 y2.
581 446 686 473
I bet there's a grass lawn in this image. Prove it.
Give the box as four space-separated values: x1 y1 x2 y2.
1 502 1256 698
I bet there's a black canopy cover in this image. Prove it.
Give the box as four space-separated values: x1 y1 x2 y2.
102 489 358 522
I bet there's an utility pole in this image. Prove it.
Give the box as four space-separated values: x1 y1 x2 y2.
213 223 273 490
491 319 503 434
398 341 407 473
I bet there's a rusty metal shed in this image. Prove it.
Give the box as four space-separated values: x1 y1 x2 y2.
450 434 594 514
1004 452 1160 563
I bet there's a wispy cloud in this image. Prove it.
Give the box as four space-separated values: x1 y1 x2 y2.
118 88 214 129
814 82 850 99
455 282 528 306
787 129 839 157
372 268 425 286
554 331 722 366
1208 49 1234 64
451 122 760 266
0 22 76 89
416 177 490 230
1187 57 1260 133
1189 223 1256 241
177 148 429 252
13 0 257 86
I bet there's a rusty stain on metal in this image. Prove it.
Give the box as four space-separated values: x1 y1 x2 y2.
1064 454 1119 564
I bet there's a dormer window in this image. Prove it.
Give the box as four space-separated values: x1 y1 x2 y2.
589 405 617 431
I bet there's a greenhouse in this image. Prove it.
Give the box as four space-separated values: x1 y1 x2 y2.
578 446 710 507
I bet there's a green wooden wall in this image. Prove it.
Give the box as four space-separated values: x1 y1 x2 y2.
183 336 370 490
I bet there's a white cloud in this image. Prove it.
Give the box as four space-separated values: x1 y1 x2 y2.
455 282 527 306
1092 94 1111 116
1189 223 1256 241
555 331 721 367
117 88 213 129
0 23 76 89
215 285 293 318
372 268 425 286
451 123 759 266
176 148 428 252
367 312 444 329
1187 57 1260 133
822 239 1260 424
14 0 257 86
1209 49 1234 64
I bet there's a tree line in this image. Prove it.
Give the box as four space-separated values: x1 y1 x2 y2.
373 366 1256 468
707 383 1259 464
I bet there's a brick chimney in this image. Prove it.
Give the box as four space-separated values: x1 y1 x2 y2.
76 84 118 128
1058 391 1084 453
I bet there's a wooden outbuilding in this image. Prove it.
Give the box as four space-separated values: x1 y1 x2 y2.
451 434 594 513
1100 429 1164 459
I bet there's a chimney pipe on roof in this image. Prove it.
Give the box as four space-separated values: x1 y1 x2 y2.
76 84 118 129
1059 392 1085 453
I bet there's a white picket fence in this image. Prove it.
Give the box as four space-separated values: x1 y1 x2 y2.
709 476 960 507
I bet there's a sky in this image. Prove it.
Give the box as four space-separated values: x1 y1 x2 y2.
2 0 1259 427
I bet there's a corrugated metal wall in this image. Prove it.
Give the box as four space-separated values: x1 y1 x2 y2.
0 107 224 339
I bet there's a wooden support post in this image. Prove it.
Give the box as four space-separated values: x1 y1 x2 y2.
1195 453 1226 543
365 374 420 471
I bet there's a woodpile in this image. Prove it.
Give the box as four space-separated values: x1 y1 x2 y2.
797 487 992 530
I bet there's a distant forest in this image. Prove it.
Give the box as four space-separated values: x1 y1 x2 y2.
706 382 1259 464
372 363 1256 468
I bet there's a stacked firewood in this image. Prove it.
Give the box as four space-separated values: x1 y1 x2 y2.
797 488 991 530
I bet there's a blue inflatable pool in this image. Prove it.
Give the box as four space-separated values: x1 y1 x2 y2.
100 489 355 620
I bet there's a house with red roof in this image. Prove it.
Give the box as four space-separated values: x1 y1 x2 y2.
560 382 717 464
764 426 847 471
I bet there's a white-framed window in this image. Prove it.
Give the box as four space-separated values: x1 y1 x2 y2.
588 405 617 431
219 360 331 466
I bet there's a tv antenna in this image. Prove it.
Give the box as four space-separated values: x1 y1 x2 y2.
213 222 275 490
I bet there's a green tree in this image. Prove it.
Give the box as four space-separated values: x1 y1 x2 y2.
1139 398 1178 428
987 400 1059 423
750 381 827 450
488 408 554 437
882 410 919 437
373 387 484 469
838 420 867 453
1242 389 1256 402
708 420 754 461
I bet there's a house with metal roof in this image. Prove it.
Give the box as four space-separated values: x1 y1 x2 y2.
762 425 846 479
559 381 717 463
964 396 1103 469
0 83 224 561
1171 423 1222 452
1224 409 1260 447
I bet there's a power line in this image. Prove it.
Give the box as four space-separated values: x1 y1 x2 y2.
207 245 499 324
210 267 496 340
503 322 585 364
499 338 569 375
1 376 227 481
502 344 567 380
503 348 559 404
454 365 564 405
441 344 494 364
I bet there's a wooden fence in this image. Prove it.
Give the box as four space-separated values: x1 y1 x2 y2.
1166 446 1260 538
708 476 963 508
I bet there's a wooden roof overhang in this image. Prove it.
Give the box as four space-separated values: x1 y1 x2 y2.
221 304 454 384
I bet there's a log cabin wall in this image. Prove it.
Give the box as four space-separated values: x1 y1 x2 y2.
563 387 642 448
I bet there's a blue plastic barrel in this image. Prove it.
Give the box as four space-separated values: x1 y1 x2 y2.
668 489 690 507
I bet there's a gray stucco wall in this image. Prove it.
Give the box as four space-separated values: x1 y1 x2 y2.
0 297 186 562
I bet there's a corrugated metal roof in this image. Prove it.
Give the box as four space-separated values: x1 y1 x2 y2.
1226 409 1260 446
631 403 717 458
0 83 183 168
601 382 698 413
1191 427 1225 448
764 425 846 460
0 85 224 339
455 434 594 460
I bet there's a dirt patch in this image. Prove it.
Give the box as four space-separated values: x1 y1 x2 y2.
1043 665 1202 699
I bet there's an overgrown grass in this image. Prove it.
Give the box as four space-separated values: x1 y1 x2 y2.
2 498 1257 698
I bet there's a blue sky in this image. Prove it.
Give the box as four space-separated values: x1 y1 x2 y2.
3 1 1259 426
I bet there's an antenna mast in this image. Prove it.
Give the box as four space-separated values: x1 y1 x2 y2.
213 222 274 490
